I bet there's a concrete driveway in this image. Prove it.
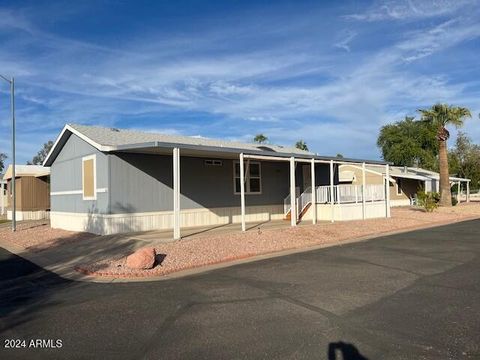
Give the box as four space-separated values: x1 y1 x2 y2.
0 219 479 359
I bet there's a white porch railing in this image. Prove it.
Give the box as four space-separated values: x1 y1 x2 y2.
316 184 384 204
284 184 386 219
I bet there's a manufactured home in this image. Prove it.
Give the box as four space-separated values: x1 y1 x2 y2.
339 164 471 206
3 165 51 220
44 124 392 237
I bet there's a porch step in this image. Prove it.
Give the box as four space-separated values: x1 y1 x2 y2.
284 202 312 221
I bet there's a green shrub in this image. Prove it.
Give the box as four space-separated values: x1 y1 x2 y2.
451 197 458 206
417 191 440 212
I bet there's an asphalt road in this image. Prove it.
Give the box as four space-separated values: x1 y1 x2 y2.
1 220 479 360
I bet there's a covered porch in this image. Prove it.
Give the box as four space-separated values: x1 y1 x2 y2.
166 149 391 240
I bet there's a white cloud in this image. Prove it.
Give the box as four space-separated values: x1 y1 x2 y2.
345 0 477 22
334 30 357 52
0 1 480 162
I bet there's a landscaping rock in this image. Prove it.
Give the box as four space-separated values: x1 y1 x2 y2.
126 247 156 269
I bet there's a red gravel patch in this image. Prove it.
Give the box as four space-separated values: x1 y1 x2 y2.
77 203 480 278
0 220 95 252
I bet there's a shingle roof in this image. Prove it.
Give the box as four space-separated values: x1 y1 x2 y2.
44 123 389 166
69 124 313 156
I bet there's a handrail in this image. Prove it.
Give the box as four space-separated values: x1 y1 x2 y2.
284 184 385 216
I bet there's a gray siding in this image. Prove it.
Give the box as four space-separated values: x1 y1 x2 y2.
50 134 109 214
51 134 333 215
109 153 294 214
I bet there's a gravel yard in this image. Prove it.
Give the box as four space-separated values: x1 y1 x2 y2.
75 203 480 278
1 204 479 279
0 220 95 252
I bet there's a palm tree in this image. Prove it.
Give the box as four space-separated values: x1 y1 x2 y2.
253 134 268 144
295 140 308 151
418 104 471 206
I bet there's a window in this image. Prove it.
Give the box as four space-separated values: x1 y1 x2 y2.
205 159 223 166
234 161 261 194
396 179 402 195
82 155 96 200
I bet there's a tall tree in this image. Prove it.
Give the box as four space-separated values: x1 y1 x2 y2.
295 140 309 151
449 131 480 189
377 116 439 170
418 104 472 206
28 141 54 165
0 153 6 173
253 134 268 144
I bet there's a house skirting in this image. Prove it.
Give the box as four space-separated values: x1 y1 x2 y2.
302 201 387 222
390 199 412 207
50 204 284 235
7 210 50 221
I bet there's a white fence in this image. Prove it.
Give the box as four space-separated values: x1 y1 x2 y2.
316 184 385 204
284 184 386 218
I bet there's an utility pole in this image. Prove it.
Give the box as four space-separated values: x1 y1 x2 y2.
1 75 16 231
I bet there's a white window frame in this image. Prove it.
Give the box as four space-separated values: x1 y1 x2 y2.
82 154 97 200
396 179 402 195
233 160 262 195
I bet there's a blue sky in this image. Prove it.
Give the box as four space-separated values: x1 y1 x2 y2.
0 0 479 164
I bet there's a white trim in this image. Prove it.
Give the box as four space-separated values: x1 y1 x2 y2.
290 157 296 227
51 190 83 196
240 153 246 232
311 158 316 225
329 160 334 223
173 147 181 240
51 187 107 196
82 154 97 201
43 124 115 166
233 160 262 195
362 162 366 220
386 164 391 218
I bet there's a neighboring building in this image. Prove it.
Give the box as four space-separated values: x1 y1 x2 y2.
3 165 51 220
339 164 471 207
0 174 7 216
44 124 391 236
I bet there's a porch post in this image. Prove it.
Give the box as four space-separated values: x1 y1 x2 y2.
362 162 366 220
173 147 181 240
467 181 470 203
240 153 246 232
329 160 334 223
458 181 461 203
311 158 316 224
290 157 296 227
386 164 391 218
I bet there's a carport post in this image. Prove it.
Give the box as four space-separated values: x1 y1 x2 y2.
329 160 334 223
240 153 246 232
385 164 391 218
290 157 297 227
173 147 181 240
458 181 461 203
311 158 316 224
362 162 366 220
467 181 470 203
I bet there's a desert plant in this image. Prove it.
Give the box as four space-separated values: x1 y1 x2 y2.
417 191 440 212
